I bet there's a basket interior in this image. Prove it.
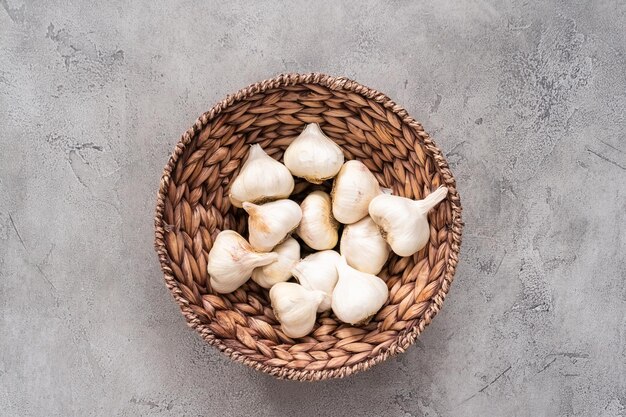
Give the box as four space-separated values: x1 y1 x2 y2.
156 76 460 380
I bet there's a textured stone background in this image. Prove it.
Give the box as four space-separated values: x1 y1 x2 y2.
1 1 625 416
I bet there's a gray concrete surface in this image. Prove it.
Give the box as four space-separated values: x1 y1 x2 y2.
1 1 625 416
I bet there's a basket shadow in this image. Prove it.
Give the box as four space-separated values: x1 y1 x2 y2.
254 349 423 417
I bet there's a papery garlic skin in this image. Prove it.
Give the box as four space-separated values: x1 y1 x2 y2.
229 144 294 208
332 160 381 224
251 237 300 289
296 191 339 250
292 250 341 312
368 187 448 256
243 199 302 251
284 123 345 184
270 282 325 338
331 256 388 325
207 230 278 294
340 216 390 275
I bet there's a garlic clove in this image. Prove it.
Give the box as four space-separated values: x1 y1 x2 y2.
243 199 302 252
292 250 341 312
229 144 294 208
251 237 300 289
284 123 345 184
331 256 389 325
207 230 278 294
331 160 381 224
270 282 325 338
296 191 339 250
340 215 390 274
368 186 448 256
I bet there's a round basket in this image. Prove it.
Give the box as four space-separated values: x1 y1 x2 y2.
154 73 463 381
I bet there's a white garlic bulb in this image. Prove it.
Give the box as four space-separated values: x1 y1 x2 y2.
292 250 341 312
229 144 294 208
270 282 325 338
207 230 278 294
340 216 390 274
296 191 339 250
283 123 345 184
331 256 389 325
243 199 302 251
368 186 448 256
331 160 381 224
251 237 300 289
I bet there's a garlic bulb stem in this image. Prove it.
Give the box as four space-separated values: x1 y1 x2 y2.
415 186 449 214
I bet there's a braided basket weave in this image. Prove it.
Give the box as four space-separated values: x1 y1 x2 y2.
154 73 463 380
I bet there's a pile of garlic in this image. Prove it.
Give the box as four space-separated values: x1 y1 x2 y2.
206 123 448 338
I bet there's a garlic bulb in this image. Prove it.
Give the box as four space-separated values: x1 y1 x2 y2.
251 237 300 289
207 230 278 294
368 186 448 256
229 144 294 208
331 160 381 224
270 282 325 338
292 250 341 312
296 191 339 250
331 256 389 325
340 216 390 274
283 123 345 184
243 199 302 251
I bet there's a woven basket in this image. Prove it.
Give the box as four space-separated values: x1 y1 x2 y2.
154 73 463 381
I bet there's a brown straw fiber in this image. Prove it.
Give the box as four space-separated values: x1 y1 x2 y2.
154 73 463 381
